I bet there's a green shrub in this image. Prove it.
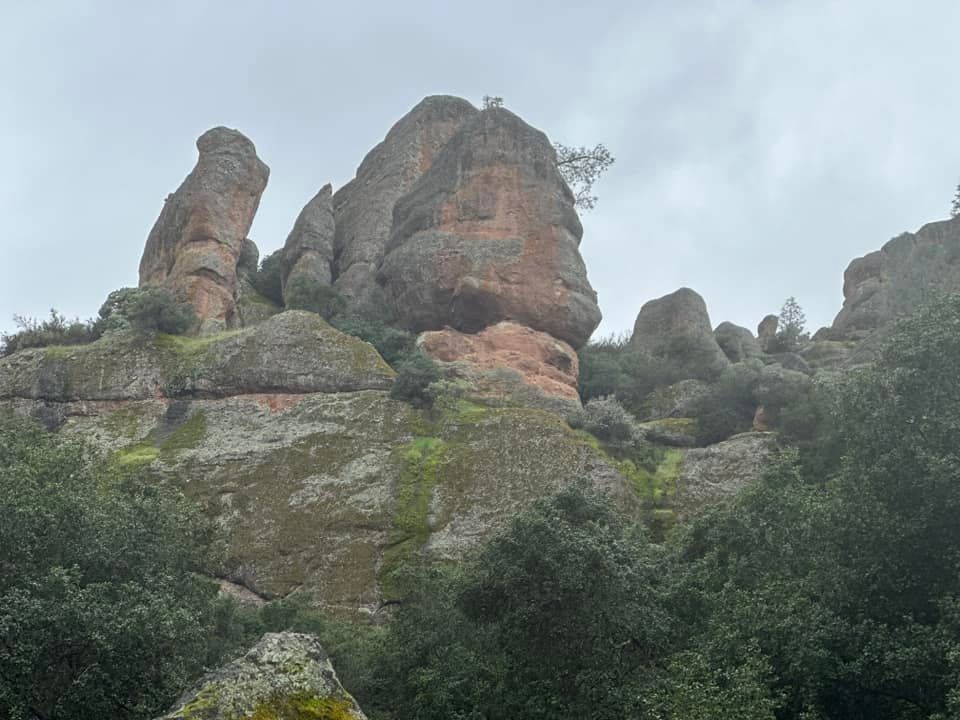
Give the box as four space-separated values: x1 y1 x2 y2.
284 277 347 320
249 249 284 305
1 310 102 356
330 309 416 367
568 396 661 471
691 361 761 444
99 286 196 335
577 335 677 415
390 352 441 407
0 417 246 718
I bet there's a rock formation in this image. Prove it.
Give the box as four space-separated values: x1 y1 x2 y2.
157 633 367 719
333 95 479 306
281 184 335 303
714 321 761 363
139 127 270 333
418 322 580 412
674 432 776 515
829 215 960 338
629 288 728 379
757 314 779 352
379 107 602 348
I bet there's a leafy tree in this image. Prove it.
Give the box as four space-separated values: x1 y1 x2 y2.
249 249 284 306
482 95 504 109
283 277 347 320
0 417 241 719
554 142 614 210
98 286 195 336
389 352 441 407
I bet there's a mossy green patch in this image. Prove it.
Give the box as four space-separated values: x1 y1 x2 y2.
381 436 447 593
244 692 357 720
114 443 160 466
160 411 208 459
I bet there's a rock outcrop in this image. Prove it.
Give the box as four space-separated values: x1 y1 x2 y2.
333 96 479 306
158 633 366 719
830 216 960 338
757 314 779 352
281 184 335 303
418 322 580 412
629 288 728 379
714 321 761 363
674 432 777 514
139 127 270 333
379 107 601 348
0 311 394 404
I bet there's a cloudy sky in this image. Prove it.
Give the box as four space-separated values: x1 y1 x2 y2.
3 1 959 340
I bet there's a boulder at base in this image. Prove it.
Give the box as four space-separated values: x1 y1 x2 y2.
157 633 366 719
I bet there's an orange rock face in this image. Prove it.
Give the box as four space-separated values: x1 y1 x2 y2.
379 108 601 348
419 322 581 406
139 127 269 332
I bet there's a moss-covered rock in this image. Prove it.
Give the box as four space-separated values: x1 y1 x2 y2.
638 417 699 447
0 311 394 402
158 633 366 719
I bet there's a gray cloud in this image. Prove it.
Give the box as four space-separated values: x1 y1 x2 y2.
3 1 959 340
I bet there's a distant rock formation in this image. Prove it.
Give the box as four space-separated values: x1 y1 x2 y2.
157 633 367 719
714 321 761 363
629 288 728 379
829 216 960 338
281 184 335 303
333 95 479 307
379 107 602 348
419 322 580 412
757 314 779 352
139 127 270 334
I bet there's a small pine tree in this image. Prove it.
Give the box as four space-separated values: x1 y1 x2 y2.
952 181 960 218
776 297 808 351
482 95 504 109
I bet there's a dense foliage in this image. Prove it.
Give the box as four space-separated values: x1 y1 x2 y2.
0 310 102 356
0 419 243 720
97 286 196 335
249 249 284 305
334 294 960 719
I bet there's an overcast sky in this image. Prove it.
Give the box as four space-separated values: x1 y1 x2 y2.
3 1 959 340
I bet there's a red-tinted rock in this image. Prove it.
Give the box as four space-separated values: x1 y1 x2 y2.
378 108 601 348
139 127 269 333
419 322 580 409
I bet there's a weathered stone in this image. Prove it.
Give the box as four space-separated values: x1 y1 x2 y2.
675 432 777 514
714 321 761 363
418 322 580 412
1 391 640 614
757 314 779 352
629 288 728 379
333 96 479 306
281 184 335 303
237 238 260 278
831 216 960 337
0 311 394 402
638 417 700 447
158 633 366 719
139 127 270 334
767 351 813 375
641 379 711 421
379 107 602 348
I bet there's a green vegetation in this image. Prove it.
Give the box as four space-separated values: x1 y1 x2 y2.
389 352 441 407
99 285 196 335
0 416 247 719
250 249 284 305
284 277 347 320
1 309 102 356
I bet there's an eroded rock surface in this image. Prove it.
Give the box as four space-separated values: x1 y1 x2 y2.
419 322 580 413
629 288 728 379
158 633 366 719
830 216 960 338
139 127 270 333
675 432 777 513
379 107 601 347
714 321 761 363
333 95 478 306
281 184 335 303
0 311 393 403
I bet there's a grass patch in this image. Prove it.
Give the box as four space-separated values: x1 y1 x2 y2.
160 411 208 459
114 443 160 466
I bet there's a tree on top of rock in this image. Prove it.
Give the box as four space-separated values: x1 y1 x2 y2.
554 142 615 211
951 180 960 217
775 296 809 351
480 94 614 210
